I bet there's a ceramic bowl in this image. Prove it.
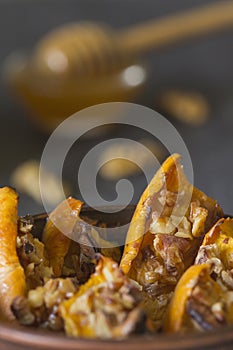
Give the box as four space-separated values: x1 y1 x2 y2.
0 206 233 350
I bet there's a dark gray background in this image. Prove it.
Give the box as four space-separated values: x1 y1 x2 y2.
0 0 233 215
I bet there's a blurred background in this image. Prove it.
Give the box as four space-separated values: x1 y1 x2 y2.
1 0 233 215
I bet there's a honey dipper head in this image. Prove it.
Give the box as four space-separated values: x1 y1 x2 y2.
31 22 128 79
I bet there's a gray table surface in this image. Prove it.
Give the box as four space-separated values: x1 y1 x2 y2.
0 0 233 215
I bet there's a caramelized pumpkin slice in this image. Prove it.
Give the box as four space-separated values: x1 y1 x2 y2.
0 187 26 320
164 218 233 333
43 198 121 281
195 217 233 291
163 264 232 333
59 255 146 339
42 197 84 276
120 154 223 327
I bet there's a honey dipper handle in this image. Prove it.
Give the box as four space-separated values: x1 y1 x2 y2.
119 1 233 55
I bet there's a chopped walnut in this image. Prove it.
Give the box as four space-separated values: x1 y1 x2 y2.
189 201 208 237
173 216 192 239
12 278 78 331
134 246 165 289
18 215 34 234
17 217 53 290
195 245 223 270
186 271 228 332
153 235 190 278
131 235 191 327
195 240 233 291
158 190 177 208
221 270 233 290
150 217 176 235
11 296 35 326
211 302 225 323
151 193 208 240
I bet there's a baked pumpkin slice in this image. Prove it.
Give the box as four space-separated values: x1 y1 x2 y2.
42 197 121 283
120 154 223 328
0 187 26 320
42 197 84 277
195 217 233 290
164 218 233 333
59 255 146 339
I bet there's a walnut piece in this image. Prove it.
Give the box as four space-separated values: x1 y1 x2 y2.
12 278 78 331
17 218 54 290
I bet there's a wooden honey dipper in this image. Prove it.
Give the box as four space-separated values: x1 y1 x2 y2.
32 1 233 79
